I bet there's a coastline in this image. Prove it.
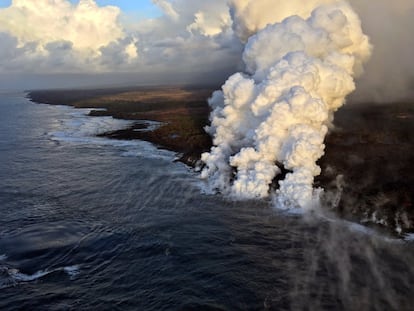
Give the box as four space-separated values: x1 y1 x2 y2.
27 87 414 235
28 86 215 166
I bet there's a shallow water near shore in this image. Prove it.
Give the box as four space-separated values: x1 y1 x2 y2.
0 93 414 310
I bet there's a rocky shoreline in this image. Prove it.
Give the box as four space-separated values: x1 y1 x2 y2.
28 86 215 166
28 87 414 235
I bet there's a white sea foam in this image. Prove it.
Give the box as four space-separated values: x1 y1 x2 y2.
48 105 174 161
120 144 174 161
404 234 414 242
63 265 80 280
49 106 132 143
0 264 80 289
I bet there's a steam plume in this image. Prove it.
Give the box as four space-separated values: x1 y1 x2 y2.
201 0 371 209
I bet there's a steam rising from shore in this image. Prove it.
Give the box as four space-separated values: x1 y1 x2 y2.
201 0 371 209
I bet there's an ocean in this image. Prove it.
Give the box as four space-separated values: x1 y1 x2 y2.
0 92 413 310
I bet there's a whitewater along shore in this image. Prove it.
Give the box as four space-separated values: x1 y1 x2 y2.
28 86 414 235
28 86 215 166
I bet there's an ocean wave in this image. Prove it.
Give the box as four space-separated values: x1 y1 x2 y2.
0 263 80 289
49 106 133 142
47 105 174 161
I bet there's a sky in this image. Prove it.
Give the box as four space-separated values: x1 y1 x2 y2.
0 0 413 101
70 0 162 19
0 0 161 15
0 0 240 89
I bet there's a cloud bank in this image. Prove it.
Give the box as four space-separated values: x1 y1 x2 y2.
0 0 240 79
0 0 412 101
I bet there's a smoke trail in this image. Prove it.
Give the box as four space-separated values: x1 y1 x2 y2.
201 0 371 209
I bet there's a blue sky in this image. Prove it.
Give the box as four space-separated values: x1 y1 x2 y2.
0 0 162 18
0 0 11 6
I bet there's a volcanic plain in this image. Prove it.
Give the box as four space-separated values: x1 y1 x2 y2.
28 86 414 235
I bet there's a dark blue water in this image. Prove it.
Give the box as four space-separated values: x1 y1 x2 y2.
0 92 414 310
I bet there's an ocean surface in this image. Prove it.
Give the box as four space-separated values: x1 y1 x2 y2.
0 92 414 310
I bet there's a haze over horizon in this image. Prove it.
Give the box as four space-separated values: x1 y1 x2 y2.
0 0 413 102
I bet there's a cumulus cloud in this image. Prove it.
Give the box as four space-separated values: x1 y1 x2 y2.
0 0 139 72
117 0 242 78
0 0 242 80
186 4 231 36
0 0 123 51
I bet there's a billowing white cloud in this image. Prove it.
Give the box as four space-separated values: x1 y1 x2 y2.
186 4 231 37
0 0 140 72
0 0 123 51
118 0 241 77
201 0 372 208
0 0 240 76
228 0 333 42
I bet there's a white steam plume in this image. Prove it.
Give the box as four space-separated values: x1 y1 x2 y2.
201 0 371 209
